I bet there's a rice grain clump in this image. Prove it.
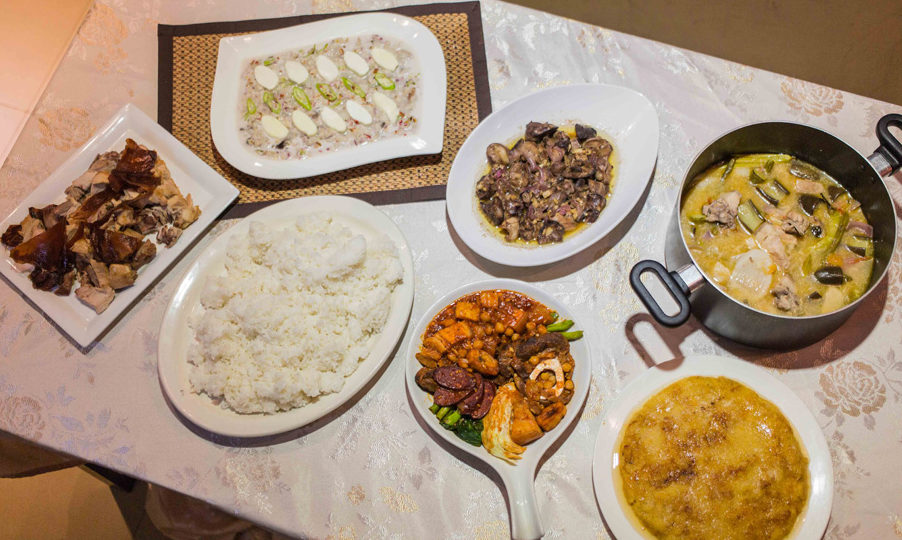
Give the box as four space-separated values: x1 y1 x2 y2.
188 213 403 414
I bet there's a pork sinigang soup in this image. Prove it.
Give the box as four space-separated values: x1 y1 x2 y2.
680 154 874 316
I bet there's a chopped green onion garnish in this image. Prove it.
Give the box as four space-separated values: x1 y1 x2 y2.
262 91 280 114
263 57 275 66
316 83 340 103
244 98 256 119
341 77 366 98
292 86 312 110
374 72 395 90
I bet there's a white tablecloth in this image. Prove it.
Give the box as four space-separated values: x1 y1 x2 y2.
2 0 901 538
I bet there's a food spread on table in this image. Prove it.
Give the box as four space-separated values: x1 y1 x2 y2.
476 122 614 244
680 154 873 315
187 213 403 414
239 35 418 159
414 289 581 462
1 138 200 313
14 7 902 538
617 376 809 540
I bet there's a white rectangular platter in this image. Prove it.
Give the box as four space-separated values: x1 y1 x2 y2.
0 103 239 348
209 12 447 179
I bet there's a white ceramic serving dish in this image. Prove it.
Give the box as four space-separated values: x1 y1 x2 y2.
157 196 414 438
405 279 591 540
0 103 238 348
210 13 447 179
592 354 833 540
446 83 659 267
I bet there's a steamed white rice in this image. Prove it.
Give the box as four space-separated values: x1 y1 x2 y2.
187 213 403 414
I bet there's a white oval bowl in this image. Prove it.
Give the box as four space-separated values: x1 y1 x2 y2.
446 83 659 267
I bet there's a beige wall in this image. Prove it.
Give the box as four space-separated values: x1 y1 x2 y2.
508 0 902 106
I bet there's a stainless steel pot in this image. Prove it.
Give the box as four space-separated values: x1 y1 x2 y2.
630 114 902 349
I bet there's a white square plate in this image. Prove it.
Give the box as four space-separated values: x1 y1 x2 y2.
209 12 447 179
0 103 239 348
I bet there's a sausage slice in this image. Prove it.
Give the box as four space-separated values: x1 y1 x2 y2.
433 386 471 407
456 373 484 415
471 381 496 419
433 365 476 391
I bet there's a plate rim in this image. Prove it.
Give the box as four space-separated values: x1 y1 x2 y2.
0 103 239 348
209 12 447 180
404 278 592 471
591 354 833 540
445 82 659 267
157 195 415 438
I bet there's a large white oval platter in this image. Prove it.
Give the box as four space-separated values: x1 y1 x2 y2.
405 279 591 539
158 196 414 437
446 83 658 267
592 355 833 540
210 13 446 179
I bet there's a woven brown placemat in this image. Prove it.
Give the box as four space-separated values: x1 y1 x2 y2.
158 2 490 216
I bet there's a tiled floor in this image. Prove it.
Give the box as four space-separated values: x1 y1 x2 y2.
0 0 93 167
0 467 167 539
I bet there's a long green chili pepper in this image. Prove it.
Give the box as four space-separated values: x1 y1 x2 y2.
546 319 574 332
721 157 735 182
560 330 583 341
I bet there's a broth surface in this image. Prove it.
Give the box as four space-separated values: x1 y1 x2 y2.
680 154 873 316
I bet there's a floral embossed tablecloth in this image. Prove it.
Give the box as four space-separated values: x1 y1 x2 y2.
1 1 902 538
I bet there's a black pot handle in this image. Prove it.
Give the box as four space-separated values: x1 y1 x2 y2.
629 260 692 327
874 113 902 175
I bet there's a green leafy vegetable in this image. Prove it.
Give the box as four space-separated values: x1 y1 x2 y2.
452 417 483 446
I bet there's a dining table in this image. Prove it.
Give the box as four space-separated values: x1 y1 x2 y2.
1 0 901 538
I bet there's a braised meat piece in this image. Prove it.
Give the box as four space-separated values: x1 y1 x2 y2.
475 122 614 244
702 191 741 227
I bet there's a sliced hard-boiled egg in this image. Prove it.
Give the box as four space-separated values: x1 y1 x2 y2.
345 100 373 125
728 249 774 301
291 110 317 136
370 47 398 71
285 61 308 84
315 55 339 82
343 51 369 76
254 65 279 90
320 107 347 132
372 92 399 123
260 115 289 139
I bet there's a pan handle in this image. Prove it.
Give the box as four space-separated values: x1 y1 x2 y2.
870 113 902 176
629 260 693 327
